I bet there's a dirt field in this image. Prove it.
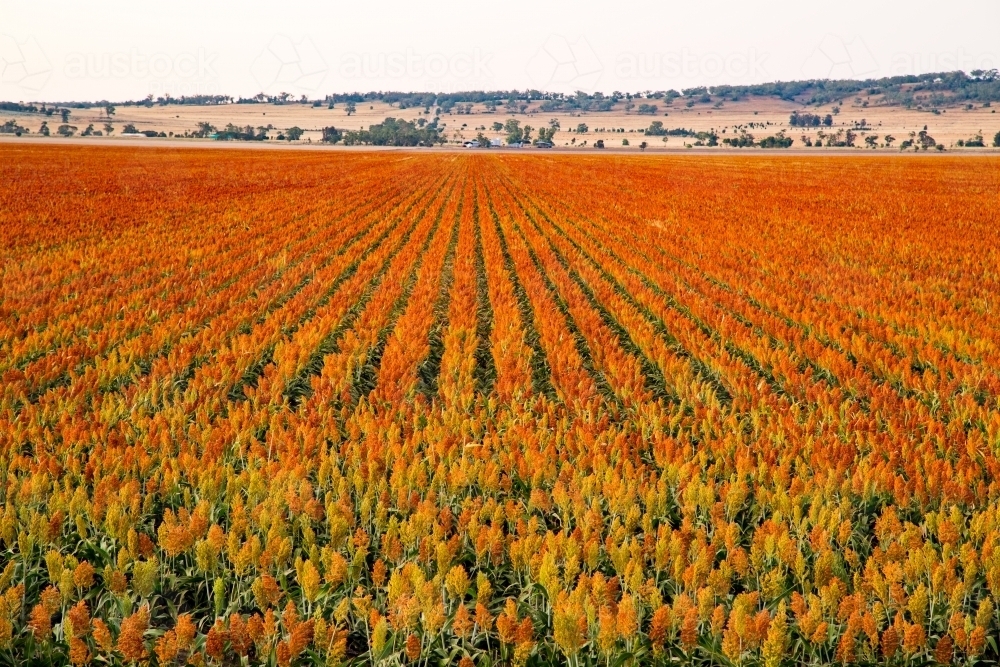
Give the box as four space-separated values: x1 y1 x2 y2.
4 96 999 149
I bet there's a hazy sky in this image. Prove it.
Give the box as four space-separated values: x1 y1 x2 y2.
1 0 997 102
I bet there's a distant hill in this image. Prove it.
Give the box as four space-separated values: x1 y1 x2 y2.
4 69 999 112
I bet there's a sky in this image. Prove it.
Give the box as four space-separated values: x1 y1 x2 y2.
1 0 998 102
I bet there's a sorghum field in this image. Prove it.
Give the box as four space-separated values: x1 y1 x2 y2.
2 145 1000 667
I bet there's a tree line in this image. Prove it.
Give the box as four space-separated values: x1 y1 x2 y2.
7 70 1000 113
789 112 834 127
321 117 444 146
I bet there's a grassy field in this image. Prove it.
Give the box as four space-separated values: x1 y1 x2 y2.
2 146 1000 666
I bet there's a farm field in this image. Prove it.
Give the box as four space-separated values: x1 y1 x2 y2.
2 146 1000 666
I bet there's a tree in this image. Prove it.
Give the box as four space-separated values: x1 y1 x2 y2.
104 104 116 119
595 139 605 148
537 126 558 143
645 121 666 136
123 123 139 134
994 131 1000 147
57 124 77 137
195 122 216 138
39 121 50 136
60 109 70 123
81 124 95 136
504 119 523 144
884 135 895 147
1 119 28 135
639 141 648 151
285 126 304 141
321 127 343 143
963 133 985 147
345 102 357 116
576 123 588 134
622 138 629 146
